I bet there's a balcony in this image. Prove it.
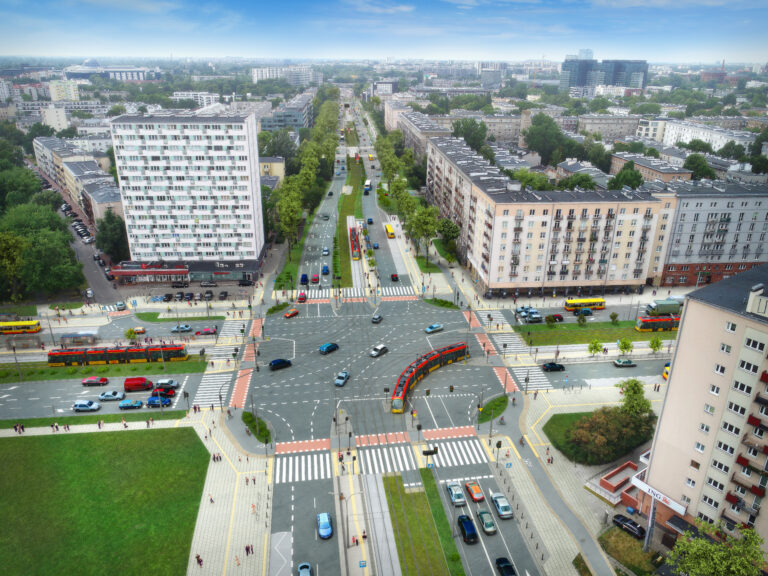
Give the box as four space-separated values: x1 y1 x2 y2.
606 213 615 220
515 214 524 221
553 223 562 231
643 213 652 221
554 214 562 221
760 371 768 384
567 214 576 221
513 226 523 233
721 216 732 223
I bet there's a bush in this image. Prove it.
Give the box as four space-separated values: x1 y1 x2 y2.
67 367 77 375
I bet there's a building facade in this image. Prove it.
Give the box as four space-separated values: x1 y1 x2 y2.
636 118 667 143
259 157 285 188
260 93 314 132
48 80 79 102
251 66 322 87
397 112 452 160
110 110 264 276
662 120 756 151
610 152 693 183
41 105 68 132
639 270 768 550
577 114 640 141
170 92 221 107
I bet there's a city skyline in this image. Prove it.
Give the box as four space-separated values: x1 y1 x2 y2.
1 0 767 64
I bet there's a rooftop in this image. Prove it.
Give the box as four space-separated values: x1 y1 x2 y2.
82 181 121 204
260 157 285 163
612 152 693 175
62 160 102 176
639 179 768 197
686 263 768 325
401 111 450 133
111 109 253 123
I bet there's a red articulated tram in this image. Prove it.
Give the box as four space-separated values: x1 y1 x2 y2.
350 227 360 260
48 344 189 366
391 342 469 413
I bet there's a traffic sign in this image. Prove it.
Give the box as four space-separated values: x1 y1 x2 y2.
359 561 367 568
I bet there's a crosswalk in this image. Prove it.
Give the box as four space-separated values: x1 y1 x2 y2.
358 443 418 475
192 372 234 406
274 452 332 484
482 310 509 330
427 438 488 468
510 366 552 391
208 321 245 360
273 286 416 300
492 332 528 356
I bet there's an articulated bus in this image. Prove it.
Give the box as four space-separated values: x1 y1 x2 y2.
385 224 395 239
0 320 42 334
563 298 606 311
364 180 371 192
391 342 469 413
350 227 360 260
48 344 189 366
635 315 680 332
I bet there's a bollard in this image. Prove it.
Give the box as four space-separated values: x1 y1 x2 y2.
536 543 539 550
531 532 533 539
542 554 544 561
526 522 528 529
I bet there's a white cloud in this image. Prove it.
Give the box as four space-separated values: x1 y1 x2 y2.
343 0 414 14
591 0 732 6
78 0 182 14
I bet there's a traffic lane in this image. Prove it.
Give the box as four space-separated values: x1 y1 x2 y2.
542 358 668 390
293 481 341 576
99 314 219 343
0 372 201 418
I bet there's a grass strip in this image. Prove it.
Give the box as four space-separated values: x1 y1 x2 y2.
135 312 226 322
432 238 456 263
573 553 594 576
0 410 186 429
0 428 209 576
48 302 84 310
479 395 509 424
0 304 38 317
242 411 272 444
414 255 442 273
266 302 290 315
419 468 465 575
513 320 675 346
598 527 657 576
274 213 315 291
424 298 460 310
0 359 208 385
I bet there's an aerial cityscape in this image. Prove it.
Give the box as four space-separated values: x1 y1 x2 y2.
2 1 768 575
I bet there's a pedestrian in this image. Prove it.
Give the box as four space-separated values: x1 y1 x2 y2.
150 417 154 426
20 424 25 433
356 536 360 546
196 554 203 567
251 503 256 514
246 477 249 486
534 391 538 400
546 447 550 455
252 476 256 484
55 423 59 432
362 530 367 541
212 454 216 462
245 545 250 557
204 434 207 440
235 555 240 567
209 494 214 504
146 419 150 428
13 424 18 434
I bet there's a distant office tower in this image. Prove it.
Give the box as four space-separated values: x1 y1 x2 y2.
578 48 594 61
559 58 598 92
110 109 264 271
560 57 648 91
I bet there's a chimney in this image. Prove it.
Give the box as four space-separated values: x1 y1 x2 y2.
746 283 768 318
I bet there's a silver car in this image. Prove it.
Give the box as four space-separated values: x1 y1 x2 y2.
73 400 101 412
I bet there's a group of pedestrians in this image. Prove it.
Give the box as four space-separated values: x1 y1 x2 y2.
12 423 25 434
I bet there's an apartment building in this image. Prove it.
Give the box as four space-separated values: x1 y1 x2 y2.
577 114 640 141
170 91 220 107
33 136 93 189
64 61 151 81
48 80 79 102
636 118 667 143
397 111 452 160
639 269 768 550
662 120 756 150
610 152 693 183
251 66 322 87
556 159 611 190
431 111 522 143
62 160 114 207
41 105 68 132
81 182 123 222
658 180 768 286
426 136 662 295
259 157 285 188
260 93 313 132
110 109 264 279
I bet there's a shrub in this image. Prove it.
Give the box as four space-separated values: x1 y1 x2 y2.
67 367 77 375
565 407 656 465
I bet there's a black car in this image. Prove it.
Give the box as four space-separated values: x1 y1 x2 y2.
238 279 254 286
542 362 565 372
171 281 189 288
184 292 194 301
495 557 516 575
612 514 646 539
200 280 217 287
391 273 399 282
457 515 478 544
218 291 228 300
269 358 292 371
203 290 214 301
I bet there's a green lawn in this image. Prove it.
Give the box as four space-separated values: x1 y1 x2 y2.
514 320 675 347
424 298 459 310
266 302 290 315
335 162 365 288
384 473 456 576
274 213 315 291
0 410 186 429
479 395 509 424
48 302 84 310
135 312 226 322
599 527 657 576
0 359 208 385
432 238 456 263
542 412 588 455
419 469 465 575
414 255 442 273
573 553 593 576
344 121 359 146
242 410 271 444
0 429 209 576
0 303 38 317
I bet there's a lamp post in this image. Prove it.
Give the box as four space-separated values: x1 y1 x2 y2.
45 314 56 346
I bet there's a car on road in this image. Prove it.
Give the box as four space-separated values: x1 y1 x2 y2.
319 342 339 355
238 279 254 287
542 362 565 372
465 480 485 502
425 323 444 334
614 358 637 368
457 515 478 544
490 492 513 519
372 242 379 249
336 170 340 175
119 399 143 410
300 274 308 285
390 273 399 282
195 327 216 336
311 273 319 284
147 396 171 408
573 308 593 316
156 378 179 389
151 386 176 398
476 509 497 535
297 562 313 576
613 514 646 539
82 376 108 386
83 236 95 244
334 371 350 387
171 324 192 333
526 313 543 323
218 291 228 300
322 264 329 275
322 246 329 256
545 314 564 323
447 481 466 506
269 359 292 371
115 301 126 311
73 400 100 412
98 390 125 401
317 512 333 540
171 281 189 288
371 313 383 324
200 280 218 287
284 308 299 318
85 288 94 299
370 344 388 357
367 218 373 224
328 191 333 196
133 326 146 334
297 292 307 303
495 557 516 575
162 293 173 302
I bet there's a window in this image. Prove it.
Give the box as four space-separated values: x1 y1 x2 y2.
714 364 726 375
704 404 715 415
721 422 741 436
706 477 725 491
717 440 734 455
710 384 720 395
745 338 765 353
690 459 700 470
726 321 737 333
711 459 730 474
728 401 746 416
702 495 719 509
720 343 732 354
700 423 710 433
695 442 706 453
686 478 696 488
698 512 715 524
741 465 752 478
739 360 758 375
733 380 752 395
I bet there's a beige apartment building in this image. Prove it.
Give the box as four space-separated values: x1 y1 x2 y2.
611 152 693 184
259 157 285 188
398 111 451 160
639 269 768 551
426 137 664 295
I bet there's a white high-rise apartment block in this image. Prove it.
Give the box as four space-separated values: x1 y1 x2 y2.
48 80 80 102
170 91 221 107
110 110 264 267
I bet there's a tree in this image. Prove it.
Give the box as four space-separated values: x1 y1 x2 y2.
649 336 663 354
748 127 768 157
678 138 713 154
0 167 41 212
507 168 553 191
0 203 66 235
645 147 660 158
577 314 587 326
717 140 746 160
18 229 84 295
29 189 63 212
618 337 634 356
683 154 717 180
557 173 596 190
56 126 78 138
667 522 766 576
437 218 460 243
608 161 643 190
0 140 24 171
523 113 565 166
609 312 619 325
629 102 662 115
0 231 27 301
752 155 768 174
545 315 556 329
616 378 652 417
95 209 130 263
406 205 439 258
125 328 137 342
452 118 488 153
588 97 612 113
588 339 602 356
107 104 127 117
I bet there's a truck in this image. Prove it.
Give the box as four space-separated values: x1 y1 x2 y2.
645 299 681 316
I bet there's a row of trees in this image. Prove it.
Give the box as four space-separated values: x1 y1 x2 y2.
523 113 614 170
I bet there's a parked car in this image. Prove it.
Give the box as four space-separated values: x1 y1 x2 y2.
98 390 125 401
203 290 214 301
218 291 228 300
370 344 388 357
82 376 108 386
171 324 192 333
614 358 637 368
490 492 514 519
465 480 485 502
613 514 646 539
542 362 565 372
425 323 444 334
147 396 171 408
115 301 126 311
73 400 100 412
457 515 478 544
156 378 179 389
269 359 292 371
238 279 254 287
545 314 564 323
476 509 497 535
371 313 383 324
174 292 184 301
495 557 516 575
171 281 189 288
447 482 466 506
184 292 194 301
119 399 143 410
316 512 333 539
319 342 339 355
162 293 173 302
334 371 350 387
200 280 217 287
284 308 299 318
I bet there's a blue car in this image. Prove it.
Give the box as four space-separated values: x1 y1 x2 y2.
316 512 333 539
319 342 339 355
147 396 171 408
119 399 143 410
425 324 444 334
322 264 329 275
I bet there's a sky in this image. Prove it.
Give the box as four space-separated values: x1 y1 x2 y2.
0 0 766 64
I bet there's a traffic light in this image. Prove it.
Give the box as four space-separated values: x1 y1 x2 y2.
426 389 430 396
449 385 454 393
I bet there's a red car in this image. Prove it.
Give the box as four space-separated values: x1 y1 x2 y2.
82 376 108 386
284 308 299 318
151 387 176 398
465 480 485 502
297 292 307 303
311 274 319 284
195 327 217 336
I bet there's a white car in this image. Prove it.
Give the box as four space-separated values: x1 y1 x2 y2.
85 288 94 298
98 390 125 401
370 344 388 358
156 378 179 389
73 400 101 412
